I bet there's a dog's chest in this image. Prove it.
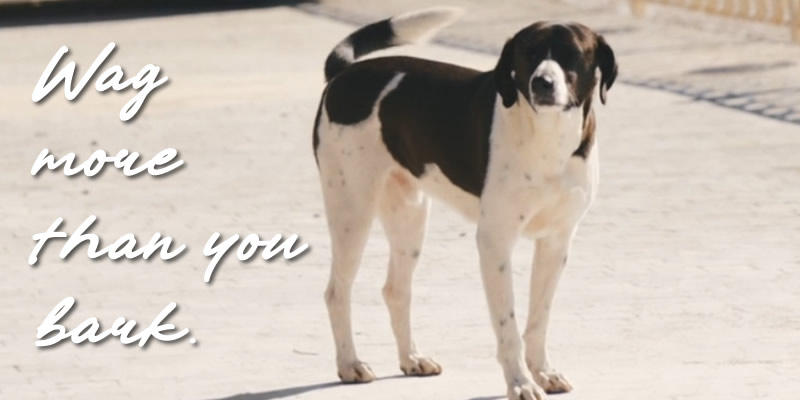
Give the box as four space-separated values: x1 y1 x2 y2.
415 100 596 232
483 100 595 235
490 101 584 177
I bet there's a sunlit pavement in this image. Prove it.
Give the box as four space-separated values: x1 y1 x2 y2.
1 5 799 400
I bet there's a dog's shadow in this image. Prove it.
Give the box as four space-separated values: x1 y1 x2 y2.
207 375 412 400
207 376 513 400
207 381 339 400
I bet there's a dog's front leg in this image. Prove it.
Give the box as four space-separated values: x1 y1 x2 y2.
523 229 575 394
477 199 546 400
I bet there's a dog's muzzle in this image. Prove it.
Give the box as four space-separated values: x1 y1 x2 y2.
531 75 556 106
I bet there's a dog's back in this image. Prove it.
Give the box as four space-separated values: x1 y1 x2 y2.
322 55 497 197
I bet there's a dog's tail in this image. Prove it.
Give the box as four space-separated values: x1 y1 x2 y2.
324 7 463 82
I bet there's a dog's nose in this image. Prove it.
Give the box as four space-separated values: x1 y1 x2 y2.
531 76 554 95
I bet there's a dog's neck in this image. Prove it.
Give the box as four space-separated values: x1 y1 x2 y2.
493 93 584 178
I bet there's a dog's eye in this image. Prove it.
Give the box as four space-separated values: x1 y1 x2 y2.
555 48 581 69
562 53 578 67
528 51 546 63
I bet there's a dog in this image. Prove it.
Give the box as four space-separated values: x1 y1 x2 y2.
313 7 617 400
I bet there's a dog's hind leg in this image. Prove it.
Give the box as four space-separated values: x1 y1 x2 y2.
378 169 441 377
320 149 387 384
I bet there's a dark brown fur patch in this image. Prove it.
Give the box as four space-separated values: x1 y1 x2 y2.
573 98 596 159
325 67 396 125
375 57 496 196
314 22 617 189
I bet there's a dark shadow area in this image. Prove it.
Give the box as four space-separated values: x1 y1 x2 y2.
0 0 313 28
207 382 340 400
687 61 795 75
208 375 410 400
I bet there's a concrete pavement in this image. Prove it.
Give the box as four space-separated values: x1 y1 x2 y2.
1 4 799 400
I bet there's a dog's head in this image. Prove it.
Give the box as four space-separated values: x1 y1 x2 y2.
494 22 617 112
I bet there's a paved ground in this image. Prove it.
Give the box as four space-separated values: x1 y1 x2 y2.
1 3 799 400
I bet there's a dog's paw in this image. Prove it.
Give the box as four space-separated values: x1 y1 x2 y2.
507 381 547 400
532 369 573 394
337 361 376 383
399 354 442 376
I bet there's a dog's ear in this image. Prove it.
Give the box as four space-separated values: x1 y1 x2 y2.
596 35 617 105
494 38 518 108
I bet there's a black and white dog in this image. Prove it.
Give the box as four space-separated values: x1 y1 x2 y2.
313 7 617 400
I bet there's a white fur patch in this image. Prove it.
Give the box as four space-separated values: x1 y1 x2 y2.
417 164 481 221
332 42 355 64
530 60 570 108
486 91 587 209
